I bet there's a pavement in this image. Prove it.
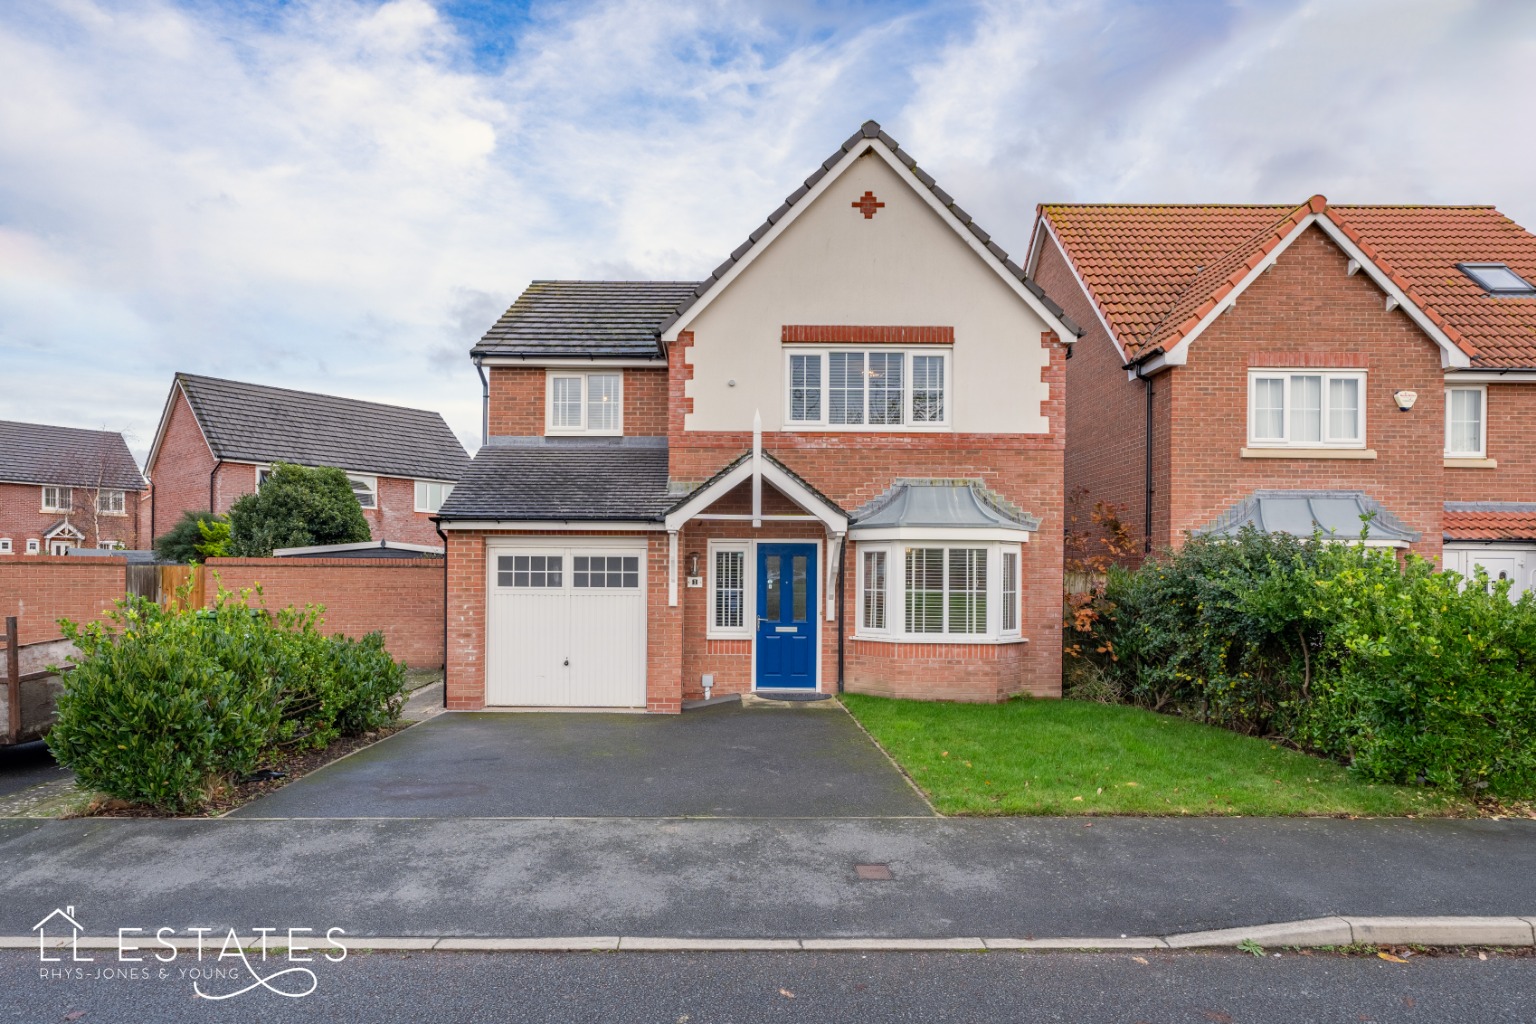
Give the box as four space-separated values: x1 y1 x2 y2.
0 739 69 798
227 704 933 819
7 949 1536 1024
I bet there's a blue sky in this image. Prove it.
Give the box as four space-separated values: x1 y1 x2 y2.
2 0 1533 459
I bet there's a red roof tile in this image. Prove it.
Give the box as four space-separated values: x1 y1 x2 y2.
1443 508 1536 542
1041 199 1536 368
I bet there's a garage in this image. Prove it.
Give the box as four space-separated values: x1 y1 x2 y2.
1443 544 1536 600
485 541 648 707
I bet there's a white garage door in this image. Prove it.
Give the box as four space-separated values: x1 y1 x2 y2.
485 543 647 707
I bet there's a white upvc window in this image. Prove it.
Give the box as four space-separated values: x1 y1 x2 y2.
49 539 73 556
707 541 751 639
25 539 40 554
414 480 455 513
347 474 378 509
547 371 623 435
1247 369 1366 449
41 486 71 512
1445 386 1486 458
0 538 11 554
97 489 126 515
784 348 951 429
97 540 123 550
855 542 1023 643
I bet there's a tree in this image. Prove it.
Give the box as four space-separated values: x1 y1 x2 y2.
154 511 227 564
228 463 370 556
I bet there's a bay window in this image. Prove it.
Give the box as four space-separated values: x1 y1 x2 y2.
1445 386 1486 458
785 348 950 428
856 542 1023 642
1247 369 1365 448
547 371 623 435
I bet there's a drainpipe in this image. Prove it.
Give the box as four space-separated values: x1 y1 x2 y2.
1133 363 1154 553
433 518 449 709
836 542 846 693
474 357 489 447
209 461 220 516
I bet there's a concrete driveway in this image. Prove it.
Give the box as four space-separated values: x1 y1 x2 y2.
230 702 934 819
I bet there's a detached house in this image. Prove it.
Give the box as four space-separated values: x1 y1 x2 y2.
145 373 470 547
1029 197 1536 594
0 420 146 555
438 121 1081 712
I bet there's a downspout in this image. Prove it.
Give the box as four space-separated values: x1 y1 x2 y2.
433 518 449 709
474 357 489 447
836 541 846 693
209 461 220 516
1133 364 1154 553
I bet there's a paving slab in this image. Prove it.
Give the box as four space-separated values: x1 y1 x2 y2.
228 704 933 819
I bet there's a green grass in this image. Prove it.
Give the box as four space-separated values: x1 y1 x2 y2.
841 694 1469 817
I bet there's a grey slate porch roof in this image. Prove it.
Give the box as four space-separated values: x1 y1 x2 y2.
1195 490 1421 545
437 437 673 521
174 374 470 481
852 480 1040 532
0 420 145 490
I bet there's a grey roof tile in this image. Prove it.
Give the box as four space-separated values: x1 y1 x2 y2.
437 437 671 521
0 420 145 490
472 281 699 360
174 374 469 481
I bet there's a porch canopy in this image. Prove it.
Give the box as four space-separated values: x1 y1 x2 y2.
1195 490 1420 547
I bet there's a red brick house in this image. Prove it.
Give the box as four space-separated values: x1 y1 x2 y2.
1027 196 1536 594
144 373 470 548
0 420 146 555
438 121 1082 712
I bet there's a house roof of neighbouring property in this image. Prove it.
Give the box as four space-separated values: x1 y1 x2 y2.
0 420 146 490
436 437 673 521
1194 490 1421 545
165 373 470 481
472 281 701 360
1037 199 1536 368
474 120 1079 361
853 479 1040 532
1443 502 1536 542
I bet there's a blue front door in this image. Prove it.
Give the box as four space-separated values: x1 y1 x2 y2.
755 543 817 689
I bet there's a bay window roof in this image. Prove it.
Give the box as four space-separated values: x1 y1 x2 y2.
1195 490 1420 546
853 480 1040 533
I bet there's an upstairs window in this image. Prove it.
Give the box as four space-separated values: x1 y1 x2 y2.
1247 370 1365 449
547 371 623 435
1446 386 1486 458
785 349 950 429
1458 263 1536 296
414 481 455 513
97 490 126 515
347 474 377 509
41 486 72 512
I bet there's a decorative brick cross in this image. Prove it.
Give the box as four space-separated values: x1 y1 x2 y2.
852 190 885 219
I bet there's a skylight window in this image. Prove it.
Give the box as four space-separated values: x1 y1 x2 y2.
1458 262 1536 295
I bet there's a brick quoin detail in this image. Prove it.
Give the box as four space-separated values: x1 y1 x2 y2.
780 325 954 345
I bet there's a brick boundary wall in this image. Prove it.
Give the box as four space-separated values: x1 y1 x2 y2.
0 557 127 647
204 557 445 668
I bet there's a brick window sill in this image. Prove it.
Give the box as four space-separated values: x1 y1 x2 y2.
1240 448 1378 460
1444 457 1497 468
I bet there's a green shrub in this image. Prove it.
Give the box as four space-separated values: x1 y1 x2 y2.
47 588 406 813
1076 528 1536 798
153 511 228 564
228 462 370 556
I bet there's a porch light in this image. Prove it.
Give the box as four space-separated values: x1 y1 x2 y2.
688 551 701 577
1393 389 1418 413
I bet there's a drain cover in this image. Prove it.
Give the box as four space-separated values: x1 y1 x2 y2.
854 863 894 880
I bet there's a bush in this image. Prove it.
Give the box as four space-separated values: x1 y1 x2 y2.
153 511 229 564
1071 528 1536 798
228 463 370 556
47 588 406 813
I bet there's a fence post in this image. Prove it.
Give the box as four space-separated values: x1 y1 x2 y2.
4 616 19 745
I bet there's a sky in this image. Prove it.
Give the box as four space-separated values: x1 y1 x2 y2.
2 0 1534 461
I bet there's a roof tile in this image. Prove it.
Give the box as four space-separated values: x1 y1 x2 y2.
0 420 144 490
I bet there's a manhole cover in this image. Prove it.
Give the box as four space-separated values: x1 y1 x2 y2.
855 863 894 880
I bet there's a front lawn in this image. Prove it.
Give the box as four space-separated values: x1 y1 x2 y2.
841 695 1468 817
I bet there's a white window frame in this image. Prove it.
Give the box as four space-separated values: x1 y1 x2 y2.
0 538 11 554
414 480 455 513
96 489 126 515
545 370 624 436
346 474 378 509
49 539 73 556
706 540 752 639
1246 369 1367 449
40 486 71 512
97 540 123 550
782 347 952 430
854 541 1024 644
1445 385 1487 459
25 539 40 554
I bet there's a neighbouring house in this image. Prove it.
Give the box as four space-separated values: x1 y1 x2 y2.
0 420 146 555
437 121 1081 712
1028 196 1536 595
144 373 471 548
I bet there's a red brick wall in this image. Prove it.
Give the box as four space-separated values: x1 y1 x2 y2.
205 557 445 667
1168 226 1446 560
0 557 126 646
1447 382 1536 502
148 386 220 540
0 482 145 554
488 366 668 437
